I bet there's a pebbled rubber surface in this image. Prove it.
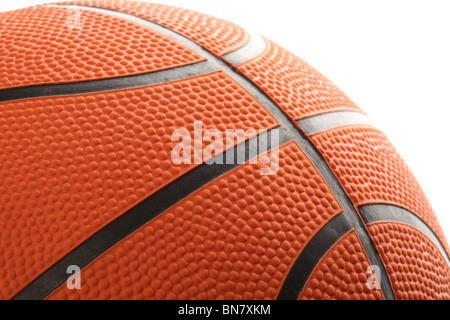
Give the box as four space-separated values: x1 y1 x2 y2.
53 0 250 56
237 39 362 120
299 230 383 300
367 222 450 300
0 71 277 300
0 1 449 300
311 125 449 255
0 6 203 90
46 142 342 300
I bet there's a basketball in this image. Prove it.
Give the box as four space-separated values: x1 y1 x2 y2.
0 0 449 301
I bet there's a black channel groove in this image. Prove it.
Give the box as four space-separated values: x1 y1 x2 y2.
0 61 217 102
297 111 372 135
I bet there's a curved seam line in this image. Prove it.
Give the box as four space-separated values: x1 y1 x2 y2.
236 37 270 68
222 33 267 66
360 204 450 266
0 61 218 102
297 228 355 299
276 214 352 300
296 111 373 135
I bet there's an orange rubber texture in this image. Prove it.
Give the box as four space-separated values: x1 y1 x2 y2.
237 39 362 120
299 230 383 300
0 71 277 300
311 125 450 255
0 6 204 90
53 0 250 56
0 1 448 301
367 222 450 300
46 142 342 300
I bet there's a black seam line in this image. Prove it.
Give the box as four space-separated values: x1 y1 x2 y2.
277 214 352 300
51 4 396 299
0 61 216 103
222 33 267 66
297 111 372 135
12 129 284 300
359 204 450 267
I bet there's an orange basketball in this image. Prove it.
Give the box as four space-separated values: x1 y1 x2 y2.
0 0 449 301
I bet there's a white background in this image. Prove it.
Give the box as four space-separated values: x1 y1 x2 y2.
2 0 450 239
